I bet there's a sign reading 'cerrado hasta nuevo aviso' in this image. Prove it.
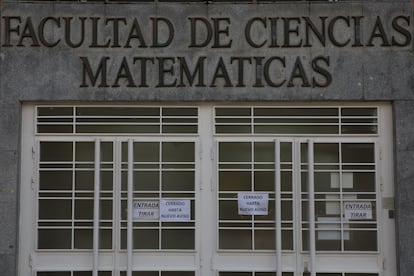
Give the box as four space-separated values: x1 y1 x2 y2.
2 12 411 89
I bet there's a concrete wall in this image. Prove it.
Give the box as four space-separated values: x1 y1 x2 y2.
0 1 413 275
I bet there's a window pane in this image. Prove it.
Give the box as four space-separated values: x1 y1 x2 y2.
220 171 251 191
76 142 94 162
163 142 194 162
40 142 73 162
344 230 377 251
134 229 159 249
38 229 71 249
162 229 194 249
254 142 274 162
39 199 71 219
162 171 194 191
37 273 71 276
134 142 159 162
219 142 251 162
134 171 159 191
162 272 194 276
342 143 374 163
219 229 252 249
255 230 275 250
39 171 72 190
314 143 339 163
74 229 93 249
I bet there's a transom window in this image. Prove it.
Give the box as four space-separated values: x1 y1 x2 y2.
19 104 396 276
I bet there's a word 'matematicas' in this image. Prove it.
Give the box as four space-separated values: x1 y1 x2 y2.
2 15 411 48
80 55 332 88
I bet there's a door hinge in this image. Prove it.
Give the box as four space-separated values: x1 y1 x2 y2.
32 146 36 160
210 147 215 161
29 253 34 268
31 177 36 191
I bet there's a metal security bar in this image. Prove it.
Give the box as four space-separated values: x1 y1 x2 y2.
36 106 198 135
215 107 378 135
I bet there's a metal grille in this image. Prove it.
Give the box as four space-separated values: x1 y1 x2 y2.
215 107 378 135
36 106 198 135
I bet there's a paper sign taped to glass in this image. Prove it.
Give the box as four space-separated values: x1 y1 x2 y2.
238 192 269 215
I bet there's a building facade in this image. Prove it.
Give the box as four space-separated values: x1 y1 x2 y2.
0 0 414 275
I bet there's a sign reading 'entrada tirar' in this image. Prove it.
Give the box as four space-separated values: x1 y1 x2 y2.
1 9 411 89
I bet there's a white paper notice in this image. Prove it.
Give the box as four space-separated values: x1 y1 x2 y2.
133 200 159 220
344 202 373 220
238 192 269 215
160 199 191 222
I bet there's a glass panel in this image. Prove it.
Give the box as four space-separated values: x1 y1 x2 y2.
162 171 194 191
220 171 251 191
219 142 251 162
346 274 378 276
315 231 341 251
162 229 195 249
74 272 92 276
38 229 71 249
76 107 159 117
134 171 159 191
254 171 274 191
344 230 377 251
254 142 274 162
134 142 159 162
38 107 73 116
282 229 294 250
39 199 72 219
76 142 94 162
101 142 113 162
39 171 72 190
219 273 251 276
216 125 252 134
314 143 339 163
163 125 197 134
216 108 251 116
162 272 195 276
101 171 113 191
134 229 159 249
254 230 275 250
38 125 74 133
219 229 252 249
351 172 375 192
100 229 112 249
219 200 249 221
163 142 194 162
75 171 94 190
342 143 374 163
120 272 158 276
75 199 93 219
315 172 338 193
40 142 73 162
74 229 93 249
100 199 113 220
37 272 72 276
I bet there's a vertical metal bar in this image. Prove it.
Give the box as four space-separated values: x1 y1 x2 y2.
308 140 316 276
127 139 134 276
93 139 101 276
274 140 282 276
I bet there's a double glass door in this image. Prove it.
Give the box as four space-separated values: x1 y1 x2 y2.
214 139 387 276
19 104 396 276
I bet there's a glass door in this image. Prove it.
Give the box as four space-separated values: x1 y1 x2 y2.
215 139 296 276
119 139 197 276
214 138 393 276
19 104 396 276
